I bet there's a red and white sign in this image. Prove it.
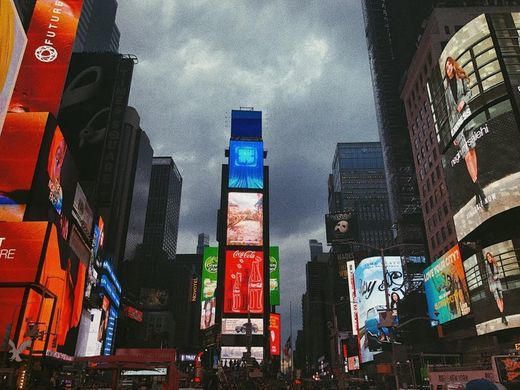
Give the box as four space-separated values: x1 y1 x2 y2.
10 0 83 115
223 250 263 314
123 305 143 323
269 313 280 356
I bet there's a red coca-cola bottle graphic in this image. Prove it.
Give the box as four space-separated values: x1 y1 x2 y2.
232 272 242 312
248 256 263 313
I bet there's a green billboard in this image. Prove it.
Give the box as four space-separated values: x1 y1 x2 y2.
200 247 218 330
270 246 280 306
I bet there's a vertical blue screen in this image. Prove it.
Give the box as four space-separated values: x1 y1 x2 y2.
231 110 262 139
229 140 263 189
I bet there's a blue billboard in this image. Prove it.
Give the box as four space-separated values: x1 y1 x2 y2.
231 110 262 139
228 140 263 189
423 245 471 326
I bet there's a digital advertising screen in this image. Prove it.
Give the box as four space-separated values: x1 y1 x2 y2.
220 346 263 362
230 110 262 139
200 247 218 330
423 245 471 326
226 192 263 246
9 0 83 115
269 313 281 356
228 140 263 189
493 355 520 388
325 211 358 244
0 113 47 221
354 256 404 363
0 0 26 133
347 260 359 336
224 250 264 314
91 216 104 261
47 127 67 215
72 183 93 239
463 239 520 335
269 246 280 306
221 318 264 335
427 13 520 240
74 308 102 357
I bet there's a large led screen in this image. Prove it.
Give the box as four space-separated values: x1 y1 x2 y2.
221 318 264 335
0 113 47 221
0 0 26 133
72 183 93 239
0 222 86 355
423 245 471 326
269 246 280 306
354 256 404 363
200 247 218 330
9 0 83 116
463 239 520 335
227 192 263 246
228 140 263 189
224 250 264 314
427 13 520 240
220 346 263 362
347 260 359 336
231 110 262 139
325 211 358 244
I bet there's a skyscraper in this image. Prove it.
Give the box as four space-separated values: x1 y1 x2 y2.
73 0 120 53
142 157 183 260
196 233 209 255
329 142 392 249
309 239 323 261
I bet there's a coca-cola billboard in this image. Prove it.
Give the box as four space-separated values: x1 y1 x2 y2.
223 250 264 314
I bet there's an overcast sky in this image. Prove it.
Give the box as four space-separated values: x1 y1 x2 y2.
116 1 379 343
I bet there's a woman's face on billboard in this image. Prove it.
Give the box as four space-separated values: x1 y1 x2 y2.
445 60 454 79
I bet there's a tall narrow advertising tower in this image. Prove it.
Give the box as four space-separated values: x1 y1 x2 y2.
216 109 271 363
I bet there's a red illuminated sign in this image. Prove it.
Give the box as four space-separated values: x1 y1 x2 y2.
223 250 263 314
10 0 83 115
123 305 143 323
269 313 280 356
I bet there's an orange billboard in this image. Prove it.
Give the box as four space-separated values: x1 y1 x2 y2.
0 113 49 221
0 0 27 132
9 0 83 115
0 222 86 355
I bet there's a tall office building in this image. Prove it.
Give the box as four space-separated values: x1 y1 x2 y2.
123 131 153 262
142 157 183 260
73 0 120 53
196 233 209 255
329 142 392 249
309 239 323 261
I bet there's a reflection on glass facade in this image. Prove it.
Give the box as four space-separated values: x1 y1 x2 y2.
329 142 392 248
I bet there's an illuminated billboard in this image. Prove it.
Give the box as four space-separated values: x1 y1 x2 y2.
226 192 263 246
72 183 93 239
269 313 281 356
0 113 47 221
47 127 67 215
463 239 520 335
325 211 358 244
221 318 264 335
0 0 26 132
269 246 280 306
231 110 262 139
200 247 218 330
224 250 264 314
75 308 102 357
346 260 359 336
354 256 404 363
228 140 263 189
0 222 86 355
10 0 83 115
220 346 263 362
427 13 520 240
423 245 471 326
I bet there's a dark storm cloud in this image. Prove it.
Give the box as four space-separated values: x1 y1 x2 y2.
117 1 378 341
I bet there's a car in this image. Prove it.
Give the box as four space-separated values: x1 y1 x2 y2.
235 322 259 334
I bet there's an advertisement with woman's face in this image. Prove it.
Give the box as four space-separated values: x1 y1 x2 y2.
428 13 520 241
463 239 520 335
